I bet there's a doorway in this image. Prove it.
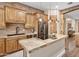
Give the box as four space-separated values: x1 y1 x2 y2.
62 6 79 57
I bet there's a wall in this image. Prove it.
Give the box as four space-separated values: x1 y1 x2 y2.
0 29 6 36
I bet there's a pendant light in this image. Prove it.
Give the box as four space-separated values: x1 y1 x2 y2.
39 2 42 22
48 3 52 23
56 5 59 23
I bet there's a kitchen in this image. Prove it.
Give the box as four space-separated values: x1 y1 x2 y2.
0 2 79 57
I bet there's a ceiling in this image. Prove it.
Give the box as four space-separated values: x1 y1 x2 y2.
21 2 79 11
21 2 79 20
65 10 79 20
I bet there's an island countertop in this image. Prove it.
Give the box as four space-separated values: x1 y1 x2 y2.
19 34 68 52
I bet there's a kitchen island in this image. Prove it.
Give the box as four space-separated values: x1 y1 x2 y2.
19 34 67 57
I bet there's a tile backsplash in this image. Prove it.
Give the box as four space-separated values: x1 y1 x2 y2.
0 23 37 36
0 29 7 36
6 23 25 34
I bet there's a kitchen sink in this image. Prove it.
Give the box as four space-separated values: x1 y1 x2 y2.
7 33 25 36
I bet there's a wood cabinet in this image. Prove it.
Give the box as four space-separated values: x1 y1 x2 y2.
6 37 18 53
25 14 35 28
5 6 26 23
6 35 26 53
0 9 6 29
15 9 26 23
25 13 48 32
0 39 5 56
17 35 26 50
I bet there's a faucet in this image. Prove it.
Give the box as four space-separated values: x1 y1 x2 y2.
16 26 20 34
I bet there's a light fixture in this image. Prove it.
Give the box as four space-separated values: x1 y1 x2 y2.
55 5 60 23
48 3 52 23
38 2 43 22
39 17 42 22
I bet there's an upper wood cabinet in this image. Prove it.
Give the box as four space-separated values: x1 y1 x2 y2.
5 6 26 23
25 14 35 28
0 9 6 29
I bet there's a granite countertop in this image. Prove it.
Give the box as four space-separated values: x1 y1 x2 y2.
19 34 67 52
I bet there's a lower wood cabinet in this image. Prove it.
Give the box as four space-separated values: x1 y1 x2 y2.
0 35 33 55
6 37 18 53
6 35 26 53
0 39 5 56
17 35 26 50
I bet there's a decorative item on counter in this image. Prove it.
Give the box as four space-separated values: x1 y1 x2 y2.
50 33 57 39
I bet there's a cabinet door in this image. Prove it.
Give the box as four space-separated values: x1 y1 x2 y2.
0 39 5 56
6 37 18 53
5 6 16 23
16 9 26 23
25 14 35 28
33 16 38 32
5 6 25 23
0 9 6 29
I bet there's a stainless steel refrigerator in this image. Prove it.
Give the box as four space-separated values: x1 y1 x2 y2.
38 20 48 40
